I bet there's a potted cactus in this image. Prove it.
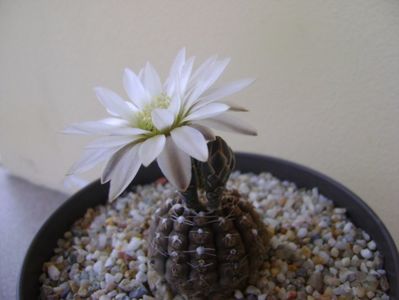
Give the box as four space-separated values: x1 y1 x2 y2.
23 48 393 300
64 48 269 299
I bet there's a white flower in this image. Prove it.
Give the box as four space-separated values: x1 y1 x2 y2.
64 48 257 200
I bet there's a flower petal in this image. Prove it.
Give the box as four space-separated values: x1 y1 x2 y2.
157 137 191 190
171 126 208 162
138 68 144 80
108 127 150 136
102 144 142 200
168 94 181 117
85 136 134 149
94 87 136 120
196 113 257 136
196 78 255 105
165 48 186 95
202 58 231 88
184 103 229 122
63 118 129 135
222 101 249 112
151 108 175 131
169 48 186 78
123 68 149 108
138 134 166 167
188 55 217 89
68 147 120 175
189 124 215 141
185 58 230 110
142 62 162 97
180 56 195 95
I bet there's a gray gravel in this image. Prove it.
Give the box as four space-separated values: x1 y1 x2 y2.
40 172 390 299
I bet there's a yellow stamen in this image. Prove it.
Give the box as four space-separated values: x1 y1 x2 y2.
136 94 171 131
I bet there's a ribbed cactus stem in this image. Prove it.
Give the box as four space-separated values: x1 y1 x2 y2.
202 137 235 210
181 137 235 211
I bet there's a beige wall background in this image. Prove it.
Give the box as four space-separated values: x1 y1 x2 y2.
0 1 398 243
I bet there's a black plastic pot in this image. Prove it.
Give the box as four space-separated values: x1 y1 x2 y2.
18 153 399 298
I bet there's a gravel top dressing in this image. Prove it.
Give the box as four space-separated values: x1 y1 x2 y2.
40 172 390 300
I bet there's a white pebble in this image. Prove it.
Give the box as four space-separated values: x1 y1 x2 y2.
343 222 353 233
352 244 361 254
297 228 308 238
105 273 115 284
368 240 377 250
93 260 103 274
319 220 328 228
341 257 350 267
353 287 366 297
305 285 313 293
330 247 339 257
361 248 373 259
97 233 107 249
137 255 147 263
334 208 346 214
328 238 336 247
135 270 146 282
367 291 375 298
360 262 368 272
104 257 114 268
245 285 260 295
129 209 145 223
315 265 324 272
362 231 371 241
139 263 147 272
126 237 142 252
276 273 285 283
114 273 123 282
234 289 244 299
249 192 257 202
47 265 60 281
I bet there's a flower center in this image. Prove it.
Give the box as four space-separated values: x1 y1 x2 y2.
136 94 171 131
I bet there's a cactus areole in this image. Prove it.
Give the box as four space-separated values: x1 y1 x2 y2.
148 137 269 299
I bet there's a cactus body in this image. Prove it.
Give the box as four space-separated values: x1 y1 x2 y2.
148 190 269 299
148 137 269 299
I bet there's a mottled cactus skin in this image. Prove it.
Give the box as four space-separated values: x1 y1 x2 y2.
148 137 269 299
148 191 269 299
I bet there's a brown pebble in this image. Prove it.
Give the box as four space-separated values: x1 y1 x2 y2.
312 255 326 265
308 272 323 292
278 198 287 206
301 246 311 258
